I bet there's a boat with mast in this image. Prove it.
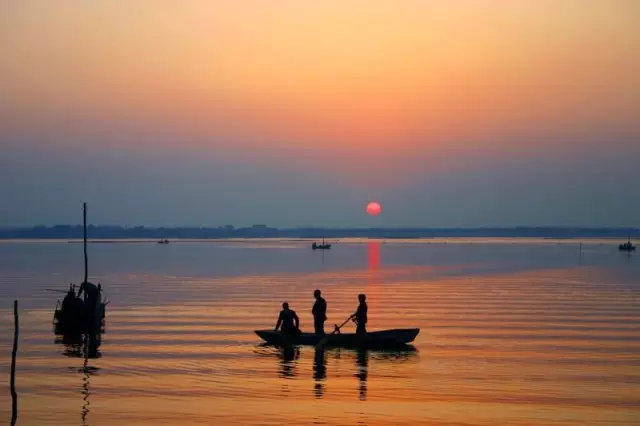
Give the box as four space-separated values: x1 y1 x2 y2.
53 203 107 333
312 237 331 250
619 237 636 252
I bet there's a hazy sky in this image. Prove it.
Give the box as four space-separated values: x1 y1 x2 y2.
1 1 639 227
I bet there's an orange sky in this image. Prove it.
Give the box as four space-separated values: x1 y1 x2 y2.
2 1 638 153
0 1 639 226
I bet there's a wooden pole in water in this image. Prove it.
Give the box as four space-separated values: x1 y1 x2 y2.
83 202 88 284
10 300 19 426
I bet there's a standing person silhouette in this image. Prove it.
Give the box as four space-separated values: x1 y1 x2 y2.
312 289 327 335
352 294 368 335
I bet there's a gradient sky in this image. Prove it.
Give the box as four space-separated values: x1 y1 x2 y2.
1 1 639 227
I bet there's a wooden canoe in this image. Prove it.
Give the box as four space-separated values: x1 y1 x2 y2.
254 328 419 348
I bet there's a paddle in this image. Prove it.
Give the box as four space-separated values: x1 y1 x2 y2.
46 289 69 293
315 314 354 349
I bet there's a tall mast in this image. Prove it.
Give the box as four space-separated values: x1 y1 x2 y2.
83 203 88 283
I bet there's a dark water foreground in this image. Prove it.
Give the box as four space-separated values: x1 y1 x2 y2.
0 239 638 425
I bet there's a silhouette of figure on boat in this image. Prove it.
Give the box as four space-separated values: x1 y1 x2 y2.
312 289 327 335
61 284 82 314
352 294 368 335
78 282 100 316
275 302 301 337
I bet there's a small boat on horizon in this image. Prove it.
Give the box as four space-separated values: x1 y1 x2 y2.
254 328 419 349
158 239 170 244
312 237 331 250
619 237 636 252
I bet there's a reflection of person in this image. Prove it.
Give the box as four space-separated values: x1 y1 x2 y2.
313 348 327 399
352 294 368 335
279 346 300 379
312 289 327 335
314 349 327 380
356 349 368 401
275 302 300 335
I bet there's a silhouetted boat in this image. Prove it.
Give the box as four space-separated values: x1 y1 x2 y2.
54 297 106 335
619 237 636 252
52 203 107 334
312 237 331 250
158 239 170 244
254 328 419 348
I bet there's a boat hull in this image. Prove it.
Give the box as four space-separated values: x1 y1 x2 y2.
254 328 419 348
312 244 331 250
54 300 106 335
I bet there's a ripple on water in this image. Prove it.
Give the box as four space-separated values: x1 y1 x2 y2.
0 241 639 425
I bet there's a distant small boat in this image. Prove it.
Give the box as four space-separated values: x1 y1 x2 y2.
255 328 419 348
619 237 636 252
158 239 170 244
312 237 331 250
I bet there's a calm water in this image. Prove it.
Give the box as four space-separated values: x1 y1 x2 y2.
0 239 639 425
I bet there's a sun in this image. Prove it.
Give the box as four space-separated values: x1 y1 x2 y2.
366 202 382 216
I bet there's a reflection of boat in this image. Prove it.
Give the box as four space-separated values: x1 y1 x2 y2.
158 239 170 244
52 203 107 334
254 328 419 349
254 343 416 401
54 333 102 426
619 237 636 252
312 237 331 250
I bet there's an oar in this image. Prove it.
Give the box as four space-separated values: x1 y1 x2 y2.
46 289 69 293
316 315 354 349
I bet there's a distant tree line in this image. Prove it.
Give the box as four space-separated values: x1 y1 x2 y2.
0 225 638 239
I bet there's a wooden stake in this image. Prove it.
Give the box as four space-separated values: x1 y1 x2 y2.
83 203 88 284
10 300 19 426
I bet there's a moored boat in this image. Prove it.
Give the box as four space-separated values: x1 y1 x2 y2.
52 203 107 334
619 237 636 252
254 328 419 348
54 292 106 334
312 237 331 250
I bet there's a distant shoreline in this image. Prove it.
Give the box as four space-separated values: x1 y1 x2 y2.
0 226 638 240
0 237 633 246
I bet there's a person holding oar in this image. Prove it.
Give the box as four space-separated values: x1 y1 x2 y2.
316 293 368 348
312 289 327 335
353 294 368 335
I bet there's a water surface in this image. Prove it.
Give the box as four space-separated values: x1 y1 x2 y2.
0 239 638 425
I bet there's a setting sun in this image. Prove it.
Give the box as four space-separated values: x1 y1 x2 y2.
366 202 382 216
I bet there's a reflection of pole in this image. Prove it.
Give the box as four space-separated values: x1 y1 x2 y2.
579 243 582 265
81 334 90 425
368 241 380 286
10 300 19 426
